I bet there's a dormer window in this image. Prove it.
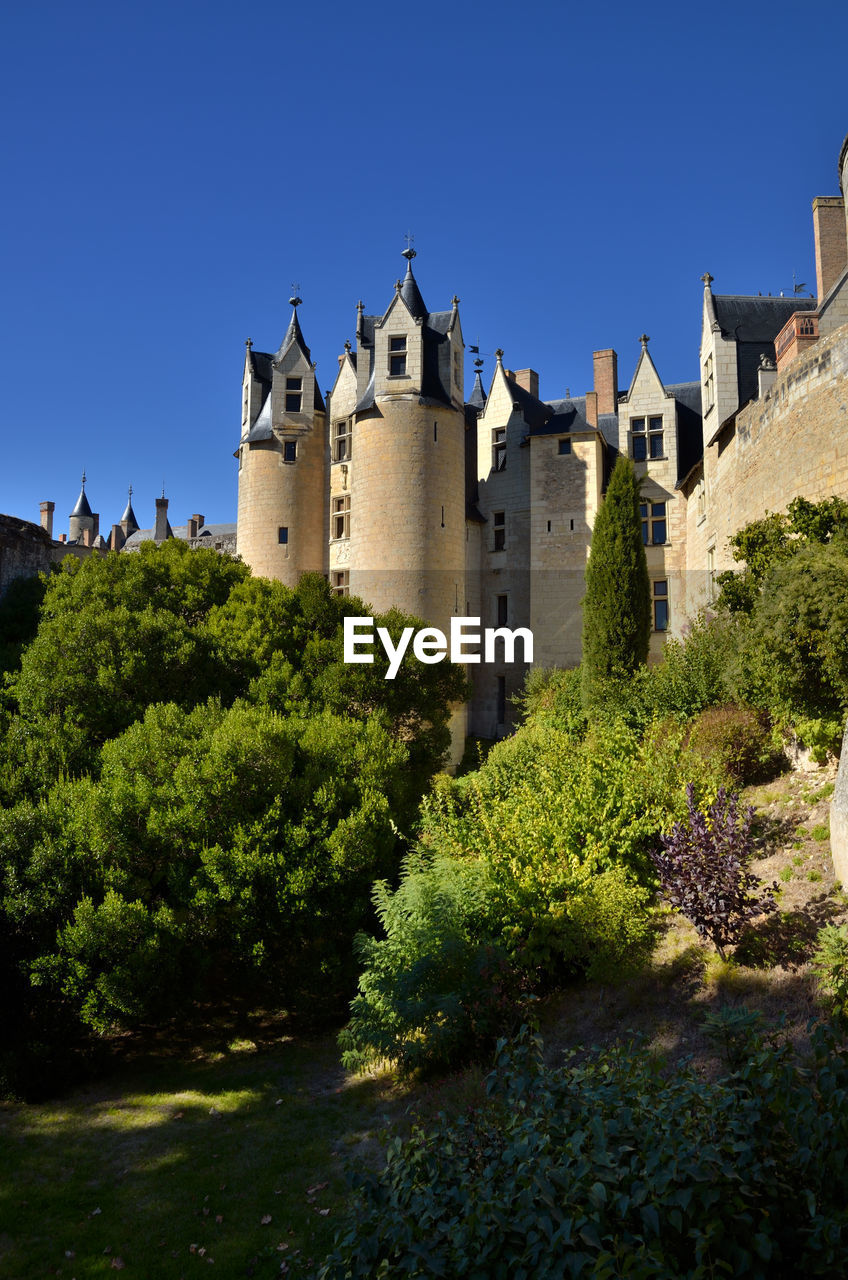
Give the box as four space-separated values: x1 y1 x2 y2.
631 416 663 461
285 377 302 412
333 419 351 462
389 336 407 376
493 428 506 471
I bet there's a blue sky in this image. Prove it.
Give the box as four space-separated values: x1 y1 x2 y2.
1 0 847 532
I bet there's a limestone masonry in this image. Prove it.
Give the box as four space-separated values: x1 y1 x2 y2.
4 131 847 744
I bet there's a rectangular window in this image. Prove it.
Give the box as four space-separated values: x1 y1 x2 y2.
389 335 407 376
333 419 351 461
493 510 505 552
493 427 506 472
332 570 349 597
283 440 297 462
558 438 572 455
285 377 302 413
653 579 669 632
496 594 508 627
632 416 663 460
496 675 506 726
640 501 667 546
332 494 350 540
697 479 706 520
703 354 714 411
278 526 288 545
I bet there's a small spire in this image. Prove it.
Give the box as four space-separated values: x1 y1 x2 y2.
245 337 253 349
701 272 714 288
494 348 504 365
395 279 402 291
639 334 650 349
356 300 365 344
451 295 460 308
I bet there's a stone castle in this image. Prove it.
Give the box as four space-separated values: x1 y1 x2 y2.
3 132 847 745
234 132 848 739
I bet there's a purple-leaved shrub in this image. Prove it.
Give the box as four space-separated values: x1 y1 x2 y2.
652 784 777 959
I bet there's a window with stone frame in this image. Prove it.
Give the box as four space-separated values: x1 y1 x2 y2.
493 510 506 552
389 335 407 376
631 416 664 460
558 437 572 455
332 494 350 540
278 526 289 545
283 440 297 463
640 501 667 545
652 579 669 631
333 419 351 462
703 353 714 412
496 594 508 626
492 428 507 471
332 570 349 597
285 377 302 412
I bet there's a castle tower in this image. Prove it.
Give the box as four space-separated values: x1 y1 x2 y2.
236 295 327 585
327 249 466 634
68 473 98 545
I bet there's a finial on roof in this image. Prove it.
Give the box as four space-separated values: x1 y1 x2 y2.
451 295 460 307
81 470 86 488
495 348 504 365
474 357 484 370
289 282 302 308
701 272 714 288
245 337 253 349
402 232 416 261
394 279 402 291
344 339 351 352
162 483 166 499
639 334 650 348
128 484 133 498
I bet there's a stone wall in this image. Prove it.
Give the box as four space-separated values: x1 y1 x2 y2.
0 514 54 598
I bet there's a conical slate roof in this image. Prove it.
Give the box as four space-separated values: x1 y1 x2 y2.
468 370 487 410
399 258 427 319
71 478 92 518
274 306 311 364
120 489 139 534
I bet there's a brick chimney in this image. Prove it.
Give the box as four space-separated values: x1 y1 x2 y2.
154 497 170 542
111 523 125 551
39 500 54 537
187 517 198 538
593 349 618 415
813 196 847 302
191 513 205 530
513 369 539 398
585 391 599 428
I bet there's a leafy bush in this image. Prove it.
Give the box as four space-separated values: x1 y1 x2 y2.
318 1014 848 1279
651 785 777 959
339 854 527 1076
812 923 848 1021
515 666 587 737
686 704 782 786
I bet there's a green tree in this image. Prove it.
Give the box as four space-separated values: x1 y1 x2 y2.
581 455 650 710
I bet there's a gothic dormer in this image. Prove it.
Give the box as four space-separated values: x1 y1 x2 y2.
270 295 325 429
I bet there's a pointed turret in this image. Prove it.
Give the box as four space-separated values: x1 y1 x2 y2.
468 364 487 411
398 248 427 319
71 472 92 519
120 486 139 537
275 292 312 364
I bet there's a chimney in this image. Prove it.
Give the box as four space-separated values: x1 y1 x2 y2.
191 513 205 530
757 354 777 400
585 391 599 428
92 513 100 540
187 517 198 539
593 349 618 415
59 533 67 543
513 369 539 398
111 523 125 551
154 496 170 542
812 197 847 301
81 527 92 548
40 500 54 537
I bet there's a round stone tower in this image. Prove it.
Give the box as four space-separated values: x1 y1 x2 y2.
236 298 327 586
344 251 467 638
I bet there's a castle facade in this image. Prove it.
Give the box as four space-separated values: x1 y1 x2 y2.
235 133 848 742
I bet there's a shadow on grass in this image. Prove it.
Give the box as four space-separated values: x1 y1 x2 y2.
735 893 843 968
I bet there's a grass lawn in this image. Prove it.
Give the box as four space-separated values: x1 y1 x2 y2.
0 1025 407 1280
1 765 844 1279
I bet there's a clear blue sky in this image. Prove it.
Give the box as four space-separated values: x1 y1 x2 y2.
2 0 847 532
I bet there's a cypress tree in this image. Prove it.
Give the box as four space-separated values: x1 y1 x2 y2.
581 454 651 709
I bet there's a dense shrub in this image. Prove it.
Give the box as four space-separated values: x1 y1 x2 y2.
515 666 586 737
651 785 777 959
339 854 527 1076
686 704 781 785
318 1013 848 1279
812 923 848 1022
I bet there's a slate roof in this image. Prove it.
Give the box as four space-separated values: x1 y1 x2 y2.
71 485 92 518
467 371 487 410
352 271 456 412
666 382 704 482
713 295 817 409
275 308 311 364
536 397 619 451
123 522 236 549
399 260 427 319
